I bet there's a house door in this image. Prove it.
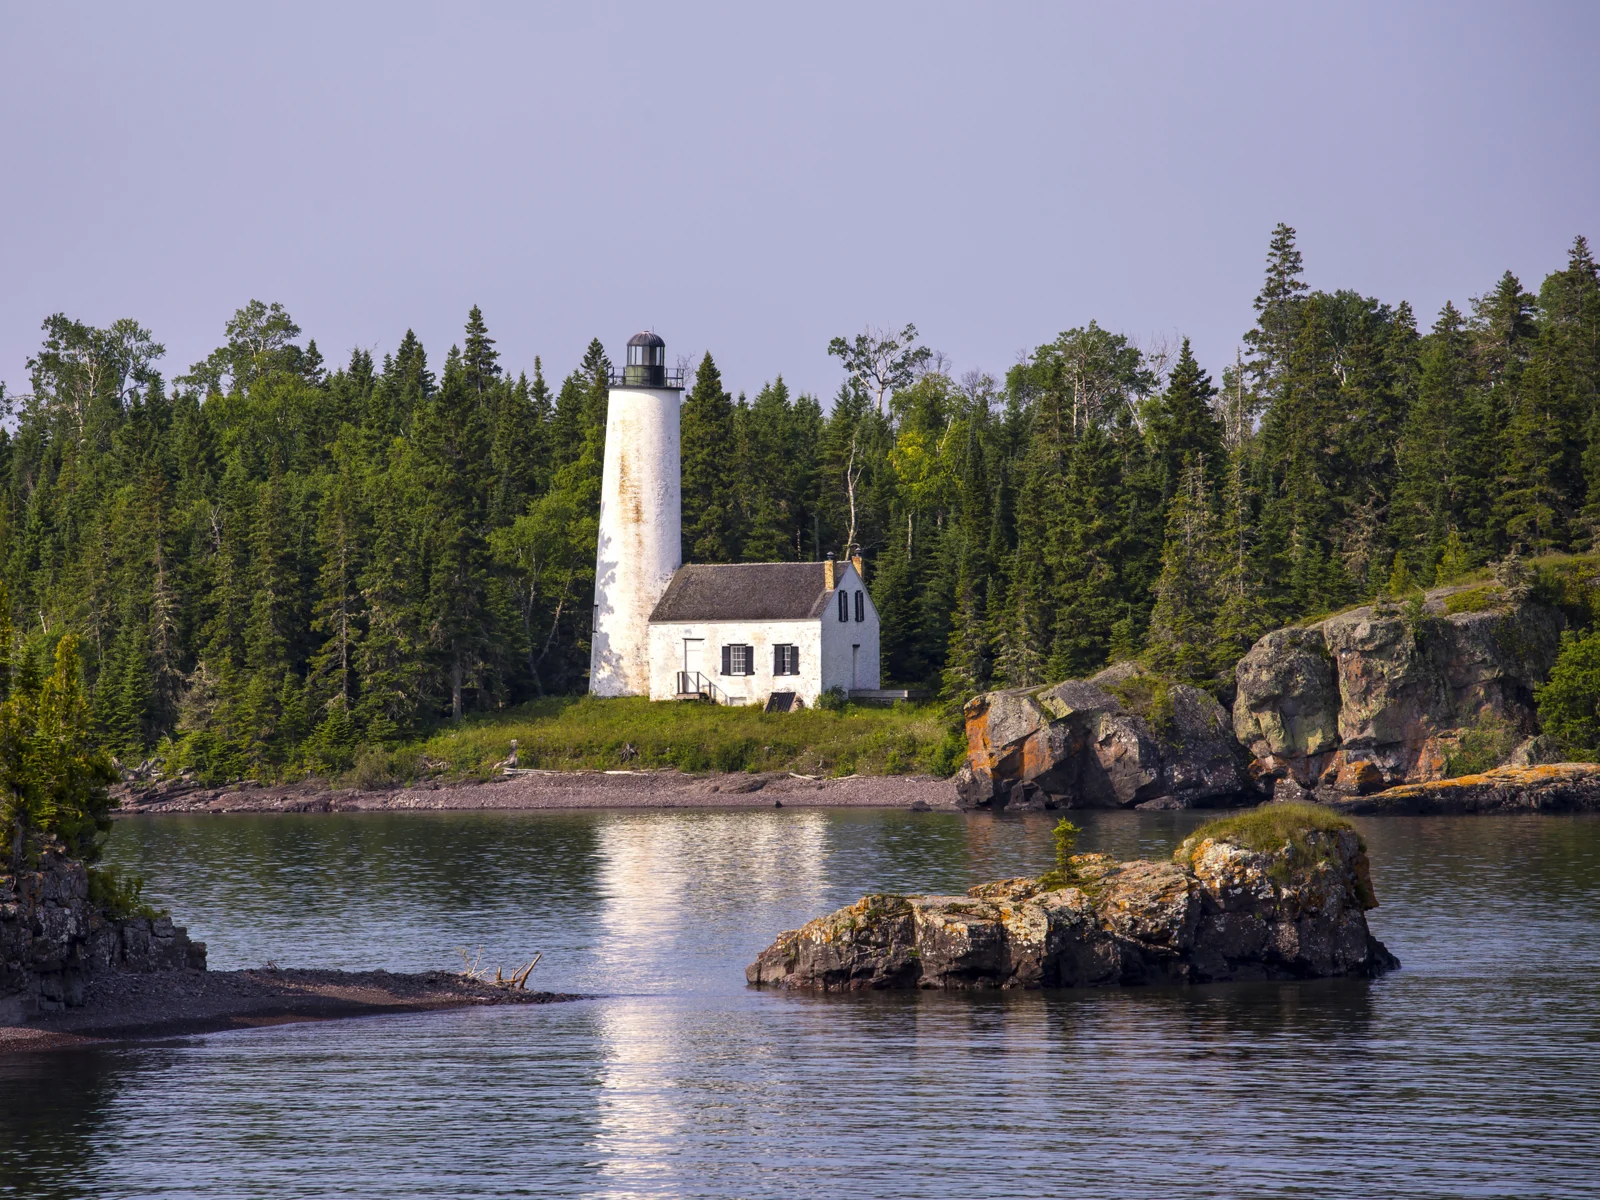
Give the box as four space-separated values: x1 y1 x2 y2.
851 643 860 689
683 638 705 681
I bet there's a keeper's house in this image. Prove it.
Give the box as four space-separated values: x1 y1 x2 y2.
646 555 880 707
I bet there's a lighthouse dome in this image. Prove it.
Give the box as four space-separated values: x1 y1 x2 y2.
622 330 668 386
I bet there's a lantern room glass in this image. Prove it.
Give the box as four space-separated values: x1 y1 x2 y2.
623 339 666 386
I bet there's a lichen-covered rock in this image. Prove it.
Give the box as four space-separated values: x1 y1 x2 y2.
1233 586 1563 793
956 664 1255 812
1 845 206 1021
1328 763 1600 815
747 816 1397 990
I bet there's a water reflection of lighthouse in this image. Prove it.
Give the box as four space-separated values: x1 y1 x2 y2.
588 810 828 1184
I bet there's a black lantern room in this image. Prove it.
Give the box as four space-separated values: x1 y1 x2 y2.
623 330 667 387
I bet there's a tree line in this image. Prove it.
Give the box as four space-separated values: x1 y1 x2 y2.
0 225 1595 777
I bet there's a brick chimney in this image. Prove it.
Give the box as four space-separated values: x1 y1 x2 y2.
824 552 836 591
850 552 865 583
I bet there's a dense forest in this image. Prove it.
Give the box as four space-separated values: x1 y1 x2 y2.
0 225 1595 778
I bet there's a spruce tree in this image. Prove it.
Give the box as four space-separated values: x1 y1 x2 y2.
1143 337 1224 504
1244 223 1308 403
680 352 740 562
1145 465 1223 686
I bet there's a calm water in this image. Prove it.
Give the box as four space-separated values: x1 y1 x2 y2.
3 807 1599 1199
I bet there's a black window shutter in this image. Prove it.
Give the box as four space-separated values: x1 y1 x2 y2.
746 647 756 676
791 645 800 674
855 590 864 622
773 645 782 674
839 590 849 621
721 645 731 675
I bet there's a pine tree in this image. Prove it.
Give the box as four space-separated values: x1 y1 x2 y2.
1046 423 1125 677
461 305 501 396
1244 223 1309 404
680 352 740 562
411 345 493 721
1143 337 1224 504
307 432 366 726
737 378 795 561
1145 465 1223 686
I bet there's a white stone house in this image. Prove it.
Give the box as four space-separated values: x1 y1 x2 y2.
646 557 880 707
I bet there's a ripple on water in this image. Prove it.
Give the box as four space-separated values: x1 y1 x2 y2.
2 808 1597 1199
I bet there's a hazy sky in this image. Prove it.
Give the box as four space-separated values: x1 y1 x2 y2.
2 2 1596 404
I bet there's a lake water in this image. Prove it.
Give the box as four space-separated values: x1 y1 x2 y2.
3 807 1599 1199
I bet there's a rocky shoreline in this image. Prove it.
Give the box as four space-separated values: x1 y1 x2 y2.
1328 763 1600 815
113 769 958 816
951 582 1600 817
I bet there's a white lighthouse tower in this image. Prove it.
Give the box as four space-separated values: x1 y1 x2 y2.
589 331 684 696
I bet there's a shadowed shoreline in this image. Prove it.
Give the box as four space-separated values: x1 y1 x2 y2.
2 967 586 1052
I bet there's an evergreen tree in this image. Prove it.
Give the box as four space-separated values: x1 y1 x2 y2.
1146 465 1223 686
680 352 740 562
1143 337 1223 504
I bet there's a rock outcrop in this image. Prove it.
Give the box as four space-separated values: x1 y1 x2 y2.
747 811 1397 990
1233 586 1562 795
1 846 205 1022
1328 763 1600 815
955 663 1255 811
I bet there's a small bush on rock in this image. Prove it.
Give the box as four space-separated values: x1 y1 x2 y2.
88 863 162 920
1443 715 1520 777
1535 628 1600 761
1037 819 1082 890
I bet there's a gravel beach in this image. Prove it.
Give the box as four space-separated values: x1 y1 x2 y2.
113 769 959 816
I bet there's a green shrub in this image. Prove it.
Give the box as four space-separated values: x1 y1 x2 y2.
339 745 410 790
1443 714 1519 777
1434 532 1472 584
711 738 758 773
817 687 849 712
88 864 163 920
1444 586 1504 615
1535 628 1600 761
928 728 967 778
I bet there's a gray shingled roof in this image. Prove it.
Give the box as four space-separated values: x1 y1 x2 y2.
649 562 837 623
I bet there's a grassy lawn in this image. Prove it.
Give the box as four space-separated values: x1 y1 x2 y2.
365 695 960 783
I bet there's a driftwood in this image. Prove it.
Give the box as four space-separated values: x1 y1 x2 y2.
458 947 542 990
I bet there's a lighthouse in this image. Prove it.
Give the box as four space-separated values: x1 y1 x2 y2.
589 331 684 696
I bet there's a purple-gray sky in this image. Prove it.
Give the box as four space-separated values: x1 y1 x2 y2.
2 2 1596 403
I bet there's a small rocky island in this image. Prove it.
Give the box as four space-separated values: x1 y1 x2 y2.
747 806 1397 990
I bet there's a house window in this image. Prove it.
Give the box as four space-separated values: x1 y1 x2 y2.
838 590 849 621
721 643 755 676
854 590 864 622
774 644 800 675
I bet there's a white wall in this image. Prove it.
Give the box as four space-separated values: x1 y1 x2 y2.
645 562 880 705
649 618 823 706
819 561 880 692
590 385 682 697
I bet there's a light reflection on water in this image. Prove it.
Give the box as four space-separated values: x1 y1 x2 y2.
1 808 1598 1199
